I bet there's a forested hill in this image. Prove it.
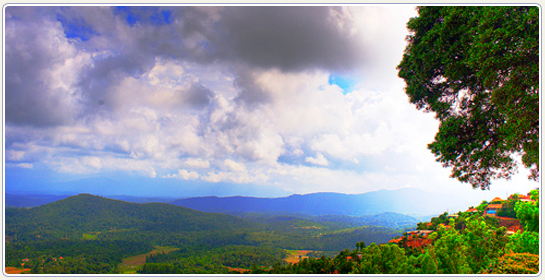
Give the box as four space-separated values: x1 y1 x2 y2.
171 189 462 216
5 194 254 242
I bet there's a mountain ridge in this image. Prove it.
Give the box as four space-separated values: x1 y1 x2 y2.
6 188 476 216
170 188 456 216
5 193 254 242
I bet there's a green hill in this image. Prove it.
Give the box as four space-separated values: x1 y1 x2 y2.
6 194 254 242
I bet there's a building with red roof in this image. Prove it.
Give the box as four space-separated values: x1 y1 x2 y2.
484 203 503 217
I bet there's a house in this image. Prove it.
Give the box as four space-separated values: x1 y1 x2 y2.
406 230 434 238
509 193 532 202
491 197 504 203
484 203 503 217
518 194 533 203
466 207 479 213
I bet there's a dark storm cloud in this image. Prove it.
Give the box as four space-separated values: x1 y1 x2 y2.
5 6 365 127
233 67 272 105
184 82 213 108
5 8 78 127
76 53 157 113
216 6 363 72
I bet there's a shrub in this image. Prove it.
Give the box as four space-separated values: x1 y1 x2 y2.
485 253 539 274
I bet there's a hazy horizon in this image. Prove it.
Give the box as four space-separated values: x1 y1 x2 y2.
4 6 539 204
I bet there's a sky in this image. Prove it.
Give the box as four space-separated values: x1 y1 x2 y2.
3 5 540 202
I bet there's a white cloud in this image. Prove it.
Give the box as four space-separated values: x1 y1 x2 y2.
5 6 536 199
16 163 33 169
184 158 211 169
166 169 200 180
305 153 329 167
224 159 246 172
82 157 102 169
6 150 25 161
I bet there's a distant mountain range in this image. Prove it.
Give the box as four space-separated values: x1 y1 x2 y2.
6 188 475 217
171 188 462 217
5 193 70 208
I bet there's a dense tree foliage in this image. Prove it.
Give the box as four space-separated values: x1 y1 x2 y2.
514 190 539 232
5 240 152 274
496 197 518 218
397 6 539 190
5 194 404 274
138 245 287 274
259 199 540 275
485 252 539 274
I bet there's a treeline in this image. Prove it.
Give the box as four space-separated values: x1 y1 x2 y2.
138 245 287 274
251 192 540 274
5 239 152 274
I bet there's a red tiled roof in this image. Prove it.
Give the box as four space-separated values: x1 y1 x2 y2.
486 204 503 209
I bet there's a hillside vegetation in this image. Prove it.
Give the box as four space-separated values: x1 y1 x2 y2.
249 190 540 274
5 191 538 274
5 194 403 274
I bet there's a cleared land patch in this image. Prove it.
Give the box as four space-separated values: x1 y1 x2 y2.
284 250 314 264
5 267 31 274
118 246 179 274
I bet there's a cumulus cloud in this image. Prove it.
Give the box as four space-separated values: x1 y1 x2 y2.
184 158 210 169
165 169 200 180
10 5 532 198
5 9 87 127
305 153 329 167
217 6 364 72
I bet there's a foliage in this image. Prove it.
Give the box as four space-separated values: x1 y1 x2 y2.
496 198 517 218
506 231 539 255
475 200 489 212
354 243 414 274
514 190 539 232
265 215 513 275
5 194 254 243
397 6 539 189
5 239 152 274
138 263 180 274
430 224 471 273
140 245 286 274
485 252 539 274
5 193 538 275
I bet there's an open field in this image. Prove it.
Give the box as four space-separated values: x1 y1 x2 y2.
118 246 179 274
284 250 314 264
5 267 31 274
227 267 249 273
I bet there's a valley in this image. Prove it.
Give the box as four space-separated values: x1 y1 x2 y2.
4 193 408 274
4 190 539 274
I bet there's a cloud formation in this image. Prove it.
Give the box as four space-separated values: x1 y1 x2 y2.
6 5 536 197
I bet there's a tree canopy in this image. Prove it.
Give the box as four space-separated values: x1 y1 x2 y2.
397 6 539 190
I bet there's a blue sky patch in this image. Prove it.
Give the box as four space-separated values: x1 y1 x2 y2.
114 6 173 27
328 74 357 94
56 14 98 41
